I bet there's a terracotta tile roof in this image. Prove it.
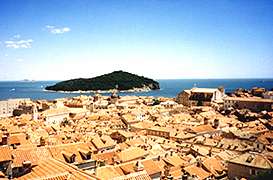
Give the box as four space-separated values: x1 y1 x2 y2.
96 166 123 180
116 147 148 163
257 131 273 145
131 121 153 130
16 158 98 180
0 146 12 162
91 135 115 150
42 107 70 117
184 165 211 180
122 114 139 124
12 148 40 167
8 133 29 145
141 159 163 175
190 145 210 156
202 157 226 177
163 154 188 167
112 170 152 180
93 151 116 165
115 130 135 139
215 151 237 161
228 153 273 169
125 138 145 147
169 166 183 178
117 142 130 150
118 162 135 174
190 125 216 134
48 142 94 164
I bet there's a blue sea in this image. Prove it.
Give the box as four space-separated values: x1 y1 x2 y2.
0 79 272 100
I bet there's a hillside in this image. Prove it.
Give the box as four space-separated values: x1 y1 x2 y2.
45 71 160 91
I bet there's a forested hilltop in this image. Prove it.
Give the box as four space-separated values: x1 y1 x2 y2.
45 71 160 91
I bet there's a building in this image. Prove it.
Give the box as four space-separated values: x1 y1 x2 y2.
176 87 225 107
263 91 273 100
228 153 273 179
223 97 273 112
0 98 30 117
146 126 171 139
251 87 266 97
41 108 70 125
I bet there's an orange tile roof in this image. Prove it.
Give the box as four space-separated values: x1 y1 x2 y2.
125 138 145 147
96 166 123 180
93 151 116 165
228 153 273 169
141 159 163 175
116 147 148 163
8 133 28 145
48 142 94 164
12 148 40 167
91 135 115 150
112 170 152 180
190 124 215 134
163 154 188 167
184 165 211 180
0 146 12 162
16 158 98 180
202 157 226 177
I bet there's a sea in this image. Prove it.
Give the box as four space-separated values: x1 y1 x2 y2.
0 79 273 100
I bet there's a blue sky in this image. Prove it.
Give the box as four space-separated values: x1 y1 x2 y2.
0 0 272 80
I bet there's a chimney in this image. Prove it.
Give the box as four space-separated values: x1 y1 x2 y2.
22 161 32 168
134 161 144 172
40 137 45 146
1 135 8 145
204 117 209 125
196 158 202 167
213 119 219 129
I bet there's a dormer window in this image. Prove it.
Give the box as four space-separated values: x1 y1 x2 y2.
62 151 76 163
246 155 254 163
79 149 91 160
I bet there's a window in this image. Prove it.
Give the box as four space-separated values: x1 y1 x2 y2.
250 169 257 175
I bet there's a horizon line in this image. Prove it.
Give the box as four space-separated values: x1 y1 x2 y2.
1 77 273 82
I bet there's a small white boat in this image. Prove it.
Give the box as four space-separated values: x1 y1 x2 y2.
10 88 15 91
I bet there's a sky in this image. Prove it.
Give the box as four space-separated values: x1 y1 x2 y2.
0 0 272 80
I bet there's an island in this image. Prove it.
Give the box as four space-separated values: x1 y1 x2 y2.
45 70 160 92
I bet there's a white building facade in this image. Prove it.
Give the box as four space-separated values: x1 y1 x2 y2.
0 98 30 117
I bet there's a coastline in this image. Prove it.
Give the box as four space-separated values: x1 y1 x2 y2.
43 86 155 94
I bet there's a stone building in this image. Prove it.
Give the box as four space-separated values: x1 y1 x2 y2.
223 97 273 112
176 87 225 107
0 98 30 117
228 153 273 179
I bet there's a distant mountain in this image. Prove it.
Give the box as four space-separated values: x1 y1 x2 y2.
45 71 160 91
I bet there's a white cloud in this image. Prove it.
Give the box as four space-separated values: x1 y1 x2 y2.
5 39 33 49
46 25 71 34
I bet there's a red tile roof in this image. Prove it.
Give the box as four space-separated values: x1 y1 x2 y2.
16 158 98 180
